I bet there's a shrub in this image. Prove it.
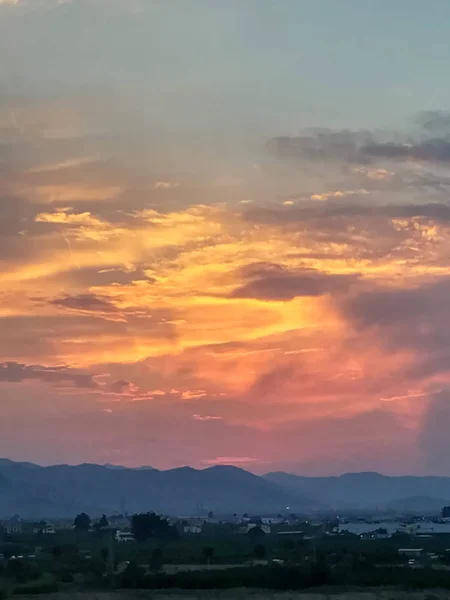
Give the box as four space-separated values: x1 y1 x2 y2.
13 573 58 595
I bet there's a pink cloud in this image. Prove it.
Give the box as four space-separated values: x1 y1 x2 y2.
192 414 224 421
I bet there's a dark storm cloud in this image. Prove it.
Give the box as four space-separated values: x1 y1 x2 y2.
49 293 118 313
0 361 97 389
230 263 358 301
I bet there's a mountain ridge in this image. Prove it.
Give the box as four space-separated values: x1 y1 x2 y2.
2 459 450 518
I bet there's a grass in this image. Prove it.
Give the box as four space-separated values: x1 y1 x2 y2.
12 590 450 600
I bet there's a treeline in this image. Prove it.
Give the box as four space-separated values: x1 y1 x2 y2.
118 562 450 591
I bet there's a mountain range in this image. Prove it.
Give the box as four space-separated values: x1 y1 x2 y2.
1 460 450 518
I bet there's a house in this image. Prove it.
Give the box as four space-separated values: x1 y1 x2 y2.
115 530 135 542
32 524 56 535
108 515 131 529
261 517 285 526
183 524 203 534
42 525 56 535
2 517 24 534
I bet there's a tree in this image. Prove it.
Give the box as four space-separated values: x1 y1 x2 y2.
100 547 109 563
442 506 450 518
94 514 109 532
6 558 27 582
99 514 109 529
254 544 266 560
247 526 265 539
149 548 163 572
120 561 146 589
74 512 91 531
131 512 178 542
203 546 214 565
282 539 295 553
208 511 214 519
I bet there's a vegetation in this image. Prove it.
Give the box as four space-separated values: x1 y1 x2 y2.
131 513 178 542
73 513 91 532
4 513 450 594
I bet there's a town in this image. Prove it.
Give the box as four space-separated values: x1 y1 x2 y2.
4 506 450 593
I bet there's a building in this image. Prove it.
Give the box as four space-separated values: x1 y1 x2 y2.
183 524 203 534
261 517 285 526
115 530 135 542
337 521 410 537
2 517 23 535
32 524 56 535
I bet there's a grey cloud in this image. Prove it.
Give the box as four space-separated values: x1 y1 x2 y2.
266 130 374 164
363 139 450 162
230 263 358 301
108 379 134 394
0 361 97 389
244 202 450 225
49 293 118 313
414 111 450 134
341 279 450 381
267 115 450 166
342 280 450 330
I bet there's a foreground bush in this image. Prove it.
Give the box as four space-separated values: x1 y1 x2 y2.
120 564 333 590
13 573 58 595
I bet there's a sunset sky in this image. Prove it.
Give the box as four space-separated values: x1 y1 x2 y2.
3 0 450 475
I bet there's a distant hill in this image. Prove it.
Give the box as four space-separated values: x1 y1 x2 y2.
0 460 303 519
3 458 450 519
264 471 450 512
386 495 449 514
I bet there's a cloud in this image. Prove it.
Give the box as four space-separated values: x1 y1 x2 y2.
230 263 358 301
0 361 97 388
153 181 180 190
363 139 450 163
419 390 450 474
310 189 370 201
266 130 373 163
266 116 450 169
49 293 118 313
3 86 450 474
193 414 223 421
340 279 450 384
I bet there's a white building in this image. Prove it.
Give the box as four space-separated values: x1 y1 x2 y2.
184 525 202 534
261 517 285 525
115 530 135 542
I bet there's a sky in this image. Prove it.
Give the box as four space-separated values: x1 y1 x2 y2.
3 0 450 475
